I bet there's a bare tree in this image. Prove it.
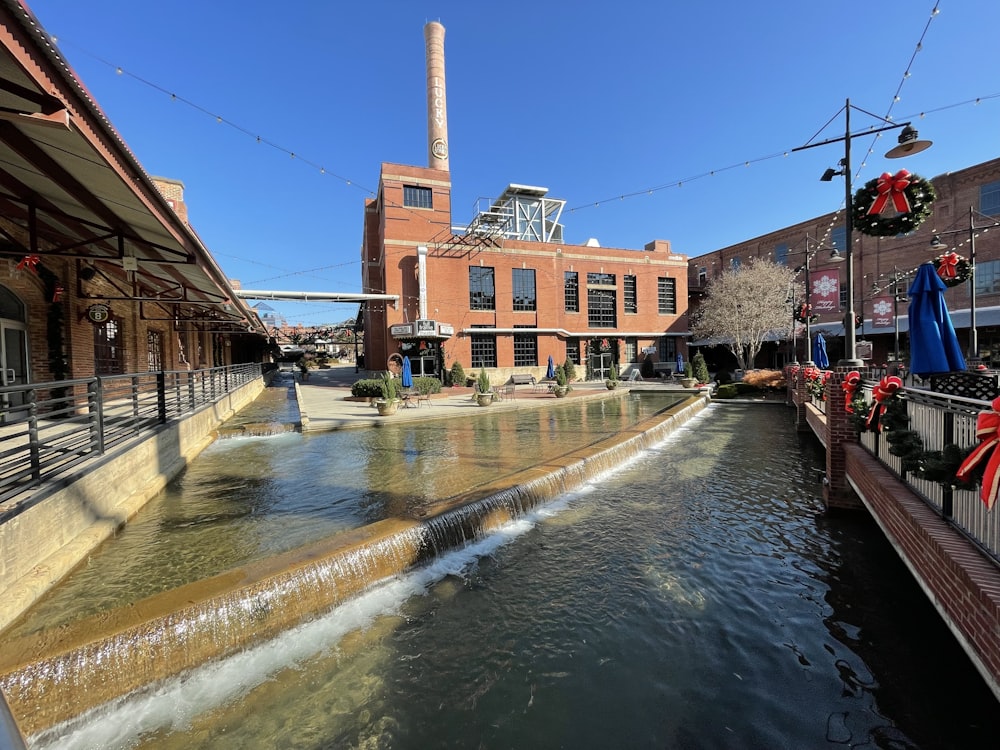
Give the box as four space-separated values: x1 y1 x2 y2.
690 259 796 370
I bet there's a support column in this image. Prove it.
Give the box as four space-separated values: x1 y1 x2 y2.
824 368 863 510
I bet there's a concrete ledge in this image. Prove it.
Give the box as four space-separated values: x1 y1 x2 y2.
0 378 265 632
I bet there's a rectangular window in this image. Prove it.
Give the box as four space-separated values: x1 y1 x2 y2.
587 273 617 329
566 339 580 365
94 320 124 375
624 337 637 364
513 326 537 367
658 277 677 314
564 272 579 312
840 282 848 309
981 181 1000 216
698 266 707 285
469 266 496 310
730 257 741 270
830 226 847 254
657 336 677 362
147 330 163 371
624 275 637 314
975 259 1000 295
774 243 789 266
470 331 497 368
512 268 537 311
403 185 433 209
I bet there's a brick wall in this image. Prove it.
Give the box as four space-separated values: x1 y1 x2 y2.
846 445 1000 700
824 368 863 509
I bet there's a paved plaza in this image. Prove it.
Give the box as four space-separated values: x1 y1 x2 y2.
290 365 694 432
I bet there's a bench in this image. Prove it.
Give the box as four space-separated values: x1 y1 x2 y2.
505 373 536 397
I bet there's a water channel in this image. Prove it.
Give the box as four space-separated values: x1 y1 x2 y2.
13 390 1000 748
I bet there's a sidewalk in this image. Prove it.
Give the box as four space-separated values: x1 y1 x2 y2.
290 365 693 432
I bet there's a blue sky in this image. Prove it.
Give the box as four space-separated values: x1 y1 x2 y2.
25 1 1000 326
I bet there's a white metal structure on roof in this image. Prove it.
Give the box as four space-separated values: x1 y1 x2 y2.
464 183 565 243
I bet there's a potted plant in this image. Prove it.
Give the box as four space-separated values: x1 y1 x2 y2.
375 371 399 415
679 361 697 389
450 361 466 388
605 363 619 389
692 352 710 386
475 368 494 406
552 364 569 397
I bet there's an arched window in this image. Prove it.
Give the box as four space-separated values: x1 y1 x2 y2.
0 284 26 322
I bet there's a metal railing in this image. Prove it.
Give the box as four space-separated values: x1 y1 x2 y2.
0 363 262 514
858 383 1000 565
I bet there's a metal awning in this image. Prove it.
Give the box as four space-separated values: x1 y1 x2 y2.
810 305 1000 338
0 1 263 333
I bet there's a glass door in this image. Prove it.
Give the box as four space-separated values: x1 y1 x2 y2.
1 322 29 420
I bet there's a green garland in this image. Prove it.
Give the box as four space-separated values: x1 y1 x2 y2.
37 265 68 381
852 171 936 237
794 303 818 324
865 395 980 489
931 253 971 288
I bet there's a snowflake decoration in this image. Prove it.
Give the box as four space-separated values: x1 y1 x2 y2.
812 275 839 297
872 299 893 317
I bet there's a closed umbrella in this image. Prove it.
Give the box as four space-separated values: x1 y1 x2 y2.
812 333 829 369
907 262 966 378
676 353 685 376
401 356 413 388
546 355 556 379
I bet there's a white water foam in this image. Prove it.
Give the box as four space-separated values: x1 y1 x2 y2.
33 404 711 749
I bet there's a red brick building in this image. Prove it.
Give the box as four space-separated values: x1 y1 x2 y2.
689 157 1000 369
360 163 690 381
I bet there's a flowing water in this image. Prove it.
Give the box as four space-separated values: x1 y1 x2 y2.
5 391 685 637
22 401 1000 749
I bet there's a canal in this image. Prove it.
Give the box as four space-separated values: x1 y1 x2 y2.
20 399 1000 748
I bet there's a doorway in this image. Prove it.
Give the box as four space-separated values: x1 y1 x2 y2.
1 284 30 419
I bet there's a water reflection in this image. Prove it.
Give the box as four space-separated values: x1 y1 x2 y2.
5 393 683 637
35 403 998 749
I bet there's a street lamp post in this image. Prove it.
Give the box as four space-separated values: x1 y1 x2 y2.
793 99 931 367
890 266 904 362
792 236 839 366
929 206 1000 361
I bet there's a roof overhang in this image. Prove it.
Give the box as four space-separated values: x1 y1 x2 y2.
0 1 264 334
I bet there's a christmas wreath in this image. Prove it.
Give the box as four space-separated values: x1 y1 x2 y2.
932 252 971 288
851 169 936 238
794 303 819 324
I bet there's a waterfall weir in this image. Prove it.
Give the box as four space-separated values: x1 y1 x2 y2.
0 394 708 737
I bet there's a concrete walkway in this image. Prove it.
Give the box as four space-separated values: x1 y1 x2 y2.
291 365 698 432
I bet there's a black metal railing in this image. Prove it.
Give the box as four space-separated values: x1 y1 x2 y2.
858 382 1000 565
0 363 262 512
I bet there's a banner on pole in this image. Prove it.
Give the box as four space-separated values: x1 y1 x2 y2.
871 296 894 328
810 269 841 314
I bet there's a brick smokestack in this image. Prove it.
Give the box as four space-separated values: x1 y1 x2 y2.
424 21 449 171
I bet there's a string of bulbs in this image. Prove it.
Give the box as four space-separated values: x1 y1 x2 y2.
47 2 996 250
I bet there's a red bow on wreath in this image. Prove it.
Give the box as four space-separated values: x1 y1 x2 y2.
956 395 1000 511
16 254 41 274
842 370 861 413
866 375 903 430
52 284 64 303
936 252 959 280
868 170 912 216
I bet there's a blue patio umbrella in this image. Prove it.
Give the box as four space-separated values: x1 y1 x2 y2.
907 262 966 378
676 353 685 375
401 356 413 388
546 355 556 379
812 333 829 369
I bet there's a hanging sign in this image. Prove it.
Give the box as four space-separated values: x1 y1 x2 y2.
871 296 894 328
85 303 111 324
810 269 841 313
